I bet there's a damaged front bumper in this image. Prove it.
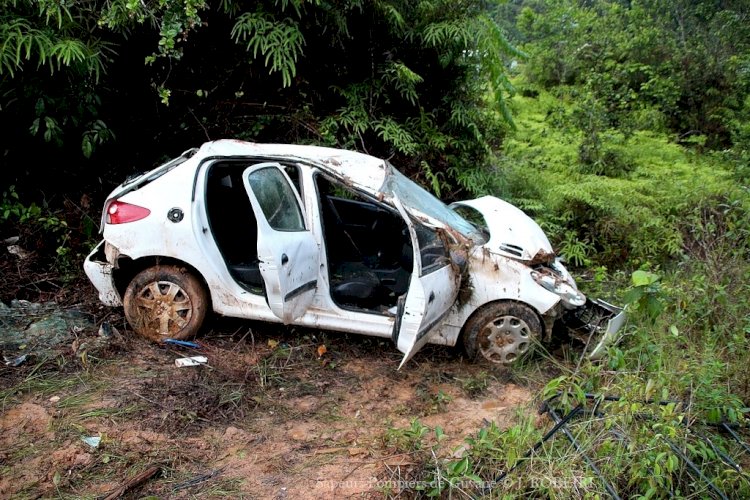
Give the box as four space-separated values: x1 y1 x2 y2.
83 241 122 307
562 299 626 360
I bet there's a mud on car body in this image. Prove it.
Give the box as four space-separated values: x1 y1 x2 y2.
84 140 625 368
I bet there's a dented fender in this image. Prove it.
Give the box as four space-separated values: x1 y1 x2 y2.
468 246 563 314
431 246 565 347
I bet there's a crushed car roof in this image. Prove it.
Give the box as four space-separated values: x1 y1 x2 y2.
200 139 389 192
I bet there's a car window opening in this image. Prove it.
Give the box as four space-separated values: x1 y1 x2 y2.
413 221 451 275
315 174 413 313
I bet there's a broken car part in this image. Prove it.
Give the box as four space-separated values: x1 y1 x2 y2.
163 338 201 349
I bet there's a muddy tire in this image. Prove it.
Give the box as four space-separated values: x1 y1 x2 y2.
462 302 542 365
123 265 208 342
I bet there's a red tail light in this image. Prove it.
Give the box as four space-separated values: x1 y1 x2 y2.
106 200 151 224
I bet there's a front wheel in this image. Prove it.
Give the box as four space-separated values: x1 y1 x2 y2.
123 265 208 342
462 302 542 365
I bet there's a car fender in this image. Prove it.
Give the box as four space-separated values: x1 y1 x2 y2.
430 246 561 347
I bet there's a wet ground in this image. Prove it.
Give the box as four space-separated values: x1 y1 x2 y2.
0 309 543 499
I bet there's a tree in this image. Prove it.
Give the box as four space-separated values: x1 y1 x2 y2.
506 0 750 149
0 0 520 199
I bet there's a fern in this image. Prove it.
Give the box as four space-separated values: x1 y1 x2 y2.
374 0 405 31
421 160 450 197
0 12 107 80
37 0 75 30
383 60 423 105
473 14 524 130
48 38 87 71
373 117 419 155
231 12 305 87
421 20 472 48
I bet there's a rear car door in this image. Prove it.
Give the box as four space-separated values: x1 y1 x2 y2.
242 163 319 323
392 197 459 369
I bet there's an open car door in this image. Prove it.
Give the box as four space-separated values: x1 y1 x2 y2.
242 163 319 323
392 197 459 369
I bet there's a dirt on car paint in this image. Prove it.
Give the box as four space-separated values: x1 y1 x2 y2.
528 249 556 266
0 315 538 499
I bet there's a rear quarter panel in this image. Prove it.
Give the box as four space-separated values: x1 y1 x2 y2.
104 158 199 260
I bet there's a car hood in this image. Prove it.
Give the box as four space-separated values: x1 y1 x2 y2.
452 196 555 264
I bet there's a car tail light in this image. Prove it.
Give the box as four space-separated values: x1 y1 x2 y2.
106 200 151 224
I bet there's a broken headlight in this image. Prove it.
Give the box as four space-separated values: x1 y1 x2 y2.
530 268 586 308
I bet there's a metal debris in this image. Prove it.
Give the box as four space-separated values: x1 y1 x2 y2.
488 392 750 499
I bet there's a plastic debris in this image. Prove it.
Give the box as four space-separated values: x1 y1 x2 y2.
82 436 101 448
164 339 201 349
175 356 208 367
3 354 28 367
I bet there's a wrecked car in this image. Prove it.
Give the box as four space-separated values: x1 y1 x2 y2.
84 140 625 368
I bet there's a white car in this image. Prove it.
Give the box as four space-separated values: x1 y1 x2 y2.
84 140 625 368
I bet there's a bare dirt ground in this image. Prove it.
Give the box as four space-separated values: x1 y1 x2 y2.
0 313 545 499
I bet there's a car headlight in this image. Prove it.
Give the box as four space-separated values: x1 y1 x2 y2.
530 270 586 308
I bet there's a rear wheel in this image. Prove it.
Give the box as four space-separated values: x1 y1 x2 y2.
123 265 208 342
463 302 542 365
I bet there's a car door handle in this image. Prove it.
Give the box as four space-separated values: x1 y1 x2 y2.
428 292 435 303
281 253 289 265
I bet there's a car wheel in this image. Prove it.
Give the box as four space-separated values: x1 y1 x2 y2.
462 302 541 365
123 265 208 342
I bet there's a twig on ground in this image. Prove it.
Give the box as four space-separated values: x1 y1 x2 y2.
101 465 161 500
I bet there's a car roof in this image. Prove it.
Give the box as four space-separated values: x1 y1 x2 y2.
200 140 389 193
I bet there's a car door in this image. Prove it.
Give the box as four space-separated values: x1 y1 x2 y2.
392 197 459 369
242 163 319 324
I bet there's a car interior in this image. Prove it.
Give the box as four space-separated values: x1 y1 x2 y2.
314 174 413 312
205 161 414 313
205 162 265 294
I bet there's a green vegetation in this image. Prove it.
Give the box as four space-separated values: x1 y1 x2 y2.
0 0 517 191
403 1 750 496
373 1 750 497
489 83 746 268
2 0 750 497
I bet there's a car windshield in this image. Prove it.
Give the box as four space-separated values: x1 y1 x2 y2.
382 163 485 242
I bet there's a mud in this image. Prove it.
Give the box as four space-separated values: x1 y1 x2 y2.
0 325 538 498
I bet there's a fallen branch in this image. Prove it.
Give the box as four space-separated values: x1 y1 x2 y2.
101 465 160 500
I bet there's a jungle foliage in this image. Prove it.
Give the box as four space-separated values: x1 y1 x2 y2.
2 1 750 497
480 0 750 269
509 0 750 151
443 2 750 497
0 0 518 197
